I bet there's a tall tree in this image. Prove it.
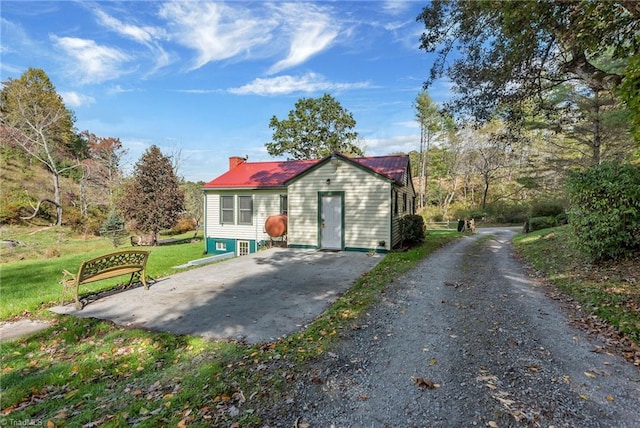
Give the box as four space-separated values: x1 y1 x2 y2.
415 92 447 209
417 1 639 121
0 68 76 225
266 93 362 159
464 120 514 210
118 145 184 244
79 131 127 215
540 84 634 167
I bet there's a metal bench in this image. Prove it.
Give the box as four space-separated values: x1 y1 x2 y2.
61 250 150 310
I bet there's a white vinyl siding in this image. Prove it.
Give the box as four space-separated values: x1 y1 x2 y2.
205 190 284 242
288 161 391 250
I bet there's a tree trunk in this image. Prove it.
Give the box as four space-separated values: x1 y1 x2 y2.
53 171 63 226
482 173 490 210
592 91 602 166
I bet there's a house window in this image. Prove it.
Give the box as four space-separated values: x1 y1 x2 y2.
238 196 253 225
216 241 226 251
221 196 234 224
238 240 249 256
280 194 288 215
402 193 407 213
393 191 398 215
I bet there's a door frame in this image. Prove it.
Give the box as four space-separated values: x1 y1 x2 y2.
317 191 344 250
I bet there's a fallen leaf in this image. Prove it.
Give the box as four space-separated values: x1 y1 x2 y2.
429 358 437 366
579 394 589 400
413 377 436 389
584 371 596 379
359 394 369 400
606 395 615 401
488 422 499 428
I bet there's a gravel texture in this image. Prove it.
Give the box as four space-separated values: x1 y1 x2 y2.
266 228 640 427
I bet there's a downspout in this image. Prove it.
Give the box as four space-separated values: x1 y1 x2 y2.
389 184 394 250
202 190 208 254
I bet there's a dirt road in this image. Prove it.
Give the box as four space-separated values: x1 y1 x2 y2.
269 228 640 427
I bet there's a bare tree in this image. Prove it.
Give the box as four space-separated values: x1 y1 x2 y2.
0 68 76 225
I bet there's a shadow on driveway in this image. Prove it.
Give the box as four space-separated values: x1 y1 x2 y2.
50 248 383 343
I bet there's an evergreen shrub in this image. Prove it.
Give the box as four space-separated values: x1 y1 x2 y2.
398 214 426 245
530 200 564 217
566 162 640 261
528 216 558 232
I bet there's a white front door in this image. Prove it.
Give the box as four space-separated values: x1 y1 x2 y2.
320 195 342 250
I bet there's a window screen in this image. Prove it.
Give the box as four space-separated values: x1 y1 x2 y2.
238 196 253 225
221 196 234 224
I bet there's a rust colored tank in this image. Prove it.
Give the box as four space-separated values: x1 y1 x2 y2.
265 214 287 238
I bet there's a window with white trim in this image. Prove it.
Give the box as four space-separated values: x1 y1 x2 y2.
238 196 253 225
221 196 234 224
216 241 226 251
238 240 249 256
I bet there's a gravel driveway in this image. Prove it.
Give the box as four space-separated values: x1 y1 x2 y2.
267 228 640 427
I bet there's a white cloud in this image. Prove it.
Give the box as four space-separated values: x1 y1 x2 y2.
93 8 171 74
51 35 131 84
60 91 95 107
94 9 165 44
364 133 420 155
0 18 27 55
396 120 420 129
228 72 370 96
382 1 414 16
267 3 339 74
159 2 275 70
107 85 135 94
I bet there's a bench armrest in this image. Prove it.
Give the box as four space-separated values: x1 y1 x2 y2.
62 269 76 283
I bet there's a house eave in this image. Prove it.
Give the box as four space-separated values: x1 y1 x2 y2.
201 185 288 192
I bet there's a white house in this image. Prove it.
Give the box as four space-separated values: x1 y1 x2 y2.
201 152 416 256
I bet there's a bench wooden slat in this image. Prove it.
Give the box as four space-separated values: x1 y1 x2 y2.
61 250 150 310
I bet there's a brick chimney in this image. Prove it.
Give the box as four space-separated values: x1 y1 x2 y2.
229 156 245 170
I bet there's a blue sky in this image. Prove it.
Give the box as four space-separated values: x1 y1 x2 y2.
1 1 450 182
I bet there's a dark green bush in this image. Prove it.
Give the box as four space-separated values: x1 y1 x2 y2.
491 204 528 224
398 214 425 245
528 216 558 232
566 162 640 261
530 200 565 217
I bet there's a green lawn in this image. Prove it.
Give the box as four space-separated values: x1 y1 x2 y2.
0 228 207 319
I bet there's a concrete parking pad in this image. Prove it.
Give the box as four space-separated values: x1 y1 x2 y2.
50 248 383 343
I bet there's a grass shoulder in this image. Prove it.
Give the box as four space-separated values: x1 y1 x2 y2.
513 225 640 347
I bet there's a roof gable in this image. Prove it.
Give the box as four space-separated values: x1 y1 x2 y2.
202 153 410 189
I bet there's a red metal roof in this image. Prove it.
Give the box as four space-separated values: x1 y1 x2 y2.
353 156 408 183
202 154 408 189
